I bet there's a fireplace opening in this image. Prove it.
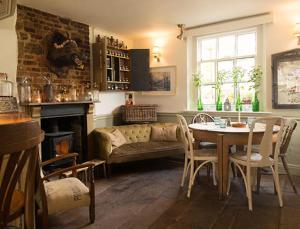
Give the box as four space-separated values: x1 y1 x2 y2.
42 131 74 170
41 115 88 169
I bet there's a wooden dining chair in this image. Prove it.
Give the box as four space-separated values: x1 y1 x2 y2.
0 121 44 228
192 113 216 148
192 113 237 177
256 119 298 194
176 114 218 198
38 153 95 228
228 117 285 211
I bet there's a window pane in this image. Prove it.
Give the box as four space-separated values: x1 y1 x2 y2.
237 33 256 56
239 83 254 104
218 35 235 58
236 58 255 81
221 83 235 103
200 38 216 60
218 60 233 82
201 85 215 104
200 62 215 83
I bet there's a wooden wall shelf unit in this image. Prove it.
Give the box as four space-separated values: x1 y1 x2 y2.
92 38 150 92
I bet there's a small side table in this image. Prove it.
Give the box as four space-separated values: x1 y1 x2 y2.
63 159 106 183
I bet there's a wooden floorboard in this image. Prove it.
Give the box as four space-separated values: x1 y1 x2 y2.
47 159 300 229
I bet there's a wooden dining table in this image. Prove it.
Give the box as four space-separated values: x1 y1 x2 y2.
189 122 279 200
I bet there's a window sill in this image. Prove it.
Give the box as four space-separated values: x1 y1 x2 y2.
182 110 271 117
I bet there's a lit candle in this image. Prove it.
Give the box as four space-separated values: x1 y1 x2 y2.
238 107 241 123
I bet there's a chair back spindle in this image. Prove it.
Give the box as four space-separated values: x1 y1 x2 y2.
192 113 214 124
176 115 194 159
280 120 297 156
0 121 44 228
246 117 284 165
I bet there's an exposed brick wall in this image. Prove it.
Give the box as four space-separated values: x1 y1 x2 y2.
16 5 90 89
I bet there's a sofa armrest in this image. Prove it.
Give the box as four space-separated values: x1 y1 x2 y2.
93 129 112 161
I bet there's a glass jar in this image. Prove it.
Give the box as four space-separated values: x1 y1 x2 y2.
0 73 13 97
18 77 32 103
32 88 41 103
69 83 77 101
92 82 100 102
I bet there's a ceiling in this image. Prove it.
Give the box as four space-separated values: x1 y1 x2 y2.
18 0 294 39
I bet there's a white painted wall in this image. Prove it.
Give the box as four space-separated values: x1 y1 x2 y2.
90 27 133 115
131 6 300 117
131 3 300 174
133 35 187 112
0 12 18 96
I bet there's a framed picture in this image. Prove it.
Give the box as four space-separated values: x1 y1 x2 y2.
272 49 300 109
0 0 16 20
142 65 176 96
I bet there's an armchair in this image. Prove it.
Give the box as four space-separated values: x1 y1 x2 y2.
38 153 95 228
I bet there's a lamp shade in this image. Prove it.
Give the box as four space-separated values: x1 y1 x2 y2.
152 46 160 55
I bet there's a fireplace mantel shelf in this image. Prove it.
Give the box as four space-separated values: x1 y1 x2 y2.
21 101 94 106
21 100 95 160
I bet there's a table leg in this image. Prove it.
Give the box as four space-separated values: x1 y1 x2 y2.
194 139 200 149
217 134 224 200
222 140 230 200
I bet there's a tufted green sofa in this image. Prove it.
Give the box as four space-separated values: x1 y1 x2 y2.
93 123 184 175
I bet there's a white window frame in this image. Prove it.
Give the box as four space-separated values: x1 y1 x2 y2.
194 26 261 109
187 24 264 111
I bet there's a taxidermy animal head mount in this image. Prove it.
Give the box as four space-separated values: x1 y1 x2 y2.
47 31 86 75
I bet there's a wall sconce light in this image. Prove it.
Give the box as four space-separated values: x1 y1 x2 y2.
152 46 160 62
294 23 300 45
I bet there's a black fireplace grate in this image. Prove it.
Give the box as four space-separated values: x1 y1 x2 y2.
42 131 74 170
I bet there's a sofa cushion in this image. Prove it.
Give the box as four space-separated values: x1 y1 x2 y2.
151 125 177 142
111 141 183 158
107 129 127 147
118 124 151 143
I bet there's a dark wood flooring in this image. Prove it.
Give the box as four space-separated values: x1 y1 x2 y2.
48 159 300 229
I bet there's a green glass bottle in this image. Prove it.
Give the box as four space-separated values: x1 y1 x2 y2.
252 92 259 112
197 97 203 111
235 93 242 111
197 87 203 111
216 94 222 111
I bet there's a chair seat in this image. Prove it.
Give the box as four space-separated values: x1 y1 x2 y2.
230 152 274 167
192 149 217 161
199 142 217 149
44 177 90 215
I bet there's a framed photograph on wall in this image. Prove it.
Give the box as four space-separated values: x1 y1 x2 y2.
272 49 300 109
0 0 16 20
142 65 176 96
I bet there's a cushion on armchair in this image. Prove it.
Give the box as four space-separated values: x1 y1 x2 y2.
44 177 90 215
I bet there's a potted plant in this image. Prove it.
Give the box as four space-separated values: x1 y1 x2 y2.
192 72 203 111
215 71 227 111
232 67 245 111
248 66 263 112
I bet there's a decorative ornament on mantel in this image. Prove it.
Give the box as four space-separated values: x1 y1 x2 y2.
47 31 87 76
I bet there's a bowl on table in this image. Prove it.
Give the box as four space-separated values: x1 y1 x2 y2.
231 122 246 128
